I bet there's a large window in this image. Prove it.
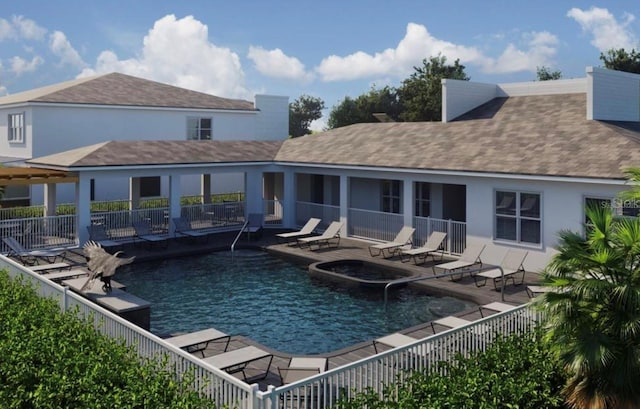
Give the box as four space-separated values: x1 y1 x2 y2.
585 196 640 222
8 113 24 143
187 117 212 140
495 190 541 245
382 180 401 213
414 182 430 217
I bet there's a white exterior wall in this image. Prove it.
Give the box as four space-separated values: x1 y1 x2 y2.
496 78 587 97
254 95 289 140
587 66 640 121
442 80 497 122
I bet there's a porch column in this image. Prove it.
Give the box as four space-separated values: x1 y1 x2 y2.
168 174 181 236
201 174 211 204
44 183 57 217
283 169 295 228
76 176 91 245
339 174 349 236
403 178 413 227
129 177 141 210
244 169 263 216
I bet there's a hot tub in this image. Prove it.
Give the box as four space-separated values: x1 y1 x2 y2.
309 259 414 288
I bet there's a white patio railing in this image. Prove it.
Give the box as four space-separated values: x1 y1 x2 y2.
0 215 77 253
0 255 258 408
263 199 283 226
92 207 169 241
413 216 467 255
348 208 405 242
180 201 244 229
295 201 340 230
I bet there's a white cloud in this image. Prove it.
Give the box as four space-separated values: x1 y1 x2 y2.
568 7 638 51
0 18 13 40
247 46 313 81
11 15 46 41
315 22 554 81
10 55 44 75
79 14 251 99
49 31 86 68
483 31 559 73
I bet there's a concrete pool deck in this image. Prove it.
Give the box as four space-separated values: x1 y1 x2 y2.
47 230 541 389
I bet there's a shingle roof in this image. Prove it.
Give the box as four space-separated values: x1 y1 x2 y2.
26 93 640 180
0 72 256 111
28 140 282 167
275 93 640 180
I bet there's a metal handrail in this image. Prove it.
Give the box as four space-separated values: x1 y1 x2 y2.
230 218 250 256
384 264 506 305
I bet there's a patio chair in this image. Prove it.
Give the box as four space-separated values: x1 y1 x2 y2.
400 231 448 264
202 345 273 382
2 237 64 265
478 301 518 317
242 213 263 240
526 285 555 298
87 224 120 250
433 243 485 279
373 332 418 353
278 356 328 385
172 217 210 242
368 226 415 258
473 249 528 290
132 220 169 248
297 221 343 250
276 217 321 244
165 328 230 357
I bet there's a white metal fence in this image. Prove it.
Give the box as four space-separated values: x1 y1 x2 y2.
180 201 245 229
0 215 76 253
263 200 283 226
295 201 340 230
348 208 405 242
413 216 467 255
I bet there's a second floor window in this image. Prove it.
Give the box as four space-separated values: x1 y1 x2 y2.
187 117 212 140
382 180 401 213
8 113 24 143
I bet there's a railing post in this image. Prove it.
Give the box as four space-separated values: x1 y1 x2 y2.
250 383 261 409
447 219 452 254
62 286 68 312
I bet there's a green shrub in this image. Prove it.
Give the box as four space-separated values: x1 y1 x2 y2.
0 270 215 408
335 329 567 409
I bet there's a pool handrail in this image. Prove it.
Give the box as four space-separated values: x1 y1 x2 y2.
231 218 250 255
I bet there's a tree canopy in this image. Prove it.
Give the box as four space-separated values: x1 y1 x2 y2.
326 54 470 129
536 66 562 81
600 48 640 74
289 94 325 137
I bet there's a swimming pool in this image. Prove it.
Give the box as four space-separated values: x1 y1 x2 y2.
117 250 476 354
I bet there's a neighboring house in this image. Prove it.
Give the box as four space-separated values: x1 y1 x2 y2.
0 72 288 205
24 66 640 271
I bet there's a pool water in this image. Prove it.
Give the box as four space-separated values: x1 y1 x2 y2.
117 250 475 354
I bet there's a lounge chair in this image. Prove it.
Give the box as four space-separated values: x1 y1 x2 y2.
526 285 555 298
165 328 230 357
400 231 448 264
430 316 486 335
2 237 64 265
172 217 210 242
433 243 485 279
202 345 273 381
297 221 343 250
87 224 121 250
368 226 415 258
278 356 328 385
132 220 169 248
373 332 418 353
242 213 263 239
479 301 518 317
29 262 72 273
276 218 321 244
474 249 528 290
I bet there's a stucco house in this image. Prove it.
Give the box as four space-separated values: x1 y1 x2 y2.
0 72 289 205
11 66 640 272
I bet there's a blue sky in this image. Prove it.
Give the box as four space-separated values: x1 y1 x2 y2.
1 1 639 128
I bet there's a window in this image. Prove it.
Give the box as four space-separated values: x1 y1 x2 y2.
8 113 24 143
382 180 401 213
414 182 430 217
584 196 640 222
140 176 161 197
495 191 541 245
187 117 212 140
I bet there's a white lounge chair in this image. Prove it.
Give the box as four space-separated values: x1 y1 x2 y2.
433 243 485 279
202 346 273 381
276 218 321 244
400 231 448 264
2 237 64 265
132 220 169 248
526 285 555 298
373 332 418 353
278 356 328 385
479 301 518 317
165 328 230 357
474 249 528 290
87 224 121 250
172 217 210 242
297 221 343 250
368 226 415 258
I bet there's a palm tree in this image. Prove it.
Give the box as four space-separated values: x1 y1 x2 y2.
537 203 640 409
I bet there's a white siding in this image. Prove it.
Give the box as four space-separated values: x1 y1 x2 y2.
587 66 640 121
497 78 586 97
442 79 497 122
254 95 289 140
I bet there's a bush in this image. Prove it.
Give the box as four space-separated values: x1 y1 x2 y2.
0 270 215 408
335 329 567 409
